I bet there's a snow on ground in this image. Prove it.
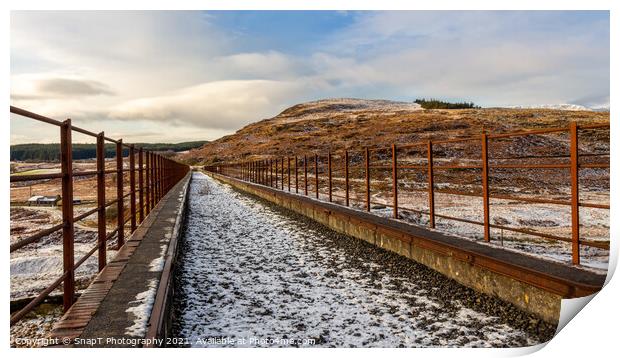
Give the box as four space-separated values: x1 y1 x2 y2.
125 278 159 337
10 231 102 300
172 172 549 347
275 98 423 124
10 206 118 300
362 190 609 272
505 104 595 111
10 303 63 348
323 178 609 272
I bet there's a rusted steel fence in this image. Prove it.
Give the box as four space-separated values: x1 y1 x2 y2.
10 106 190 326
205 122 610 267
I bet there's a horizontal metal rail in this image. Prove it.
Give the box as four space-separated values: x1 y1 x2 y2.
206 121 609 269
9 106 190 326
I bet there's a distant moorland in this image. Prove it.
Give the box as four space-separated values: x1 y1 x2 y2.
10 141 208 162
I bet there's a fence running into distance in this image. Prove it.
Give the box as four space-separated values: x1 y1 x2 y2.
205 122 609 267
9 106 190 326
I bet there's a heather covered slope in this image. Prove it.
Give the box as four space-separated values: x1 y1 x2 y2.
181 98 609 165
182 98 610 271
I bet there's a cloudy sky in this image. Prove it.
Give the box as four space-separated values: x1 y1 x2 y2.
10 11 609 144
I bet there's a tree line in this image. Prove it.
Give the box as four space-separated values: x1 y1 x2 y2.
10 141 207 162
414 98 481 109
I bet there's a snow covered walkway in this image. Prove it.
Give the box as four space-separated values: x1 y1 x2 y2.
171 172 554 347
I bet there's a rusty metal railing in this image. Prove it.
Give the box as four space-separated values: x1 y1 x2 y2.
10 106 190 326
205 122 609 267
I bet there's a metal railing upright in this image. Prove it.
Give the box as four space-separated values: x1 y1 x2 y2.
204 122 610 267
9 106 190 326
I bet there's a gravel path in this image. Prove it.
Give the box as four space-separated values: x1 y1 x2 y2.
171 172 556 347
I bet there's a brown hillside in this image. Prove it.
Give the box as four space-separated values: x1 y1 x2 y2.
182 98 609 165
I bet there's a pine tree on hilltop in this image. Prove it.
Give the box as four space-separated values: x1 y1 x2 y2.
414 98 481 109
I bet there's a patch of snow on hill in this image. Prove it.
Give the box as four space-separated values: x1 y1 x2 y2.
506 104 593 111
309 98 423 111
275 98 422 123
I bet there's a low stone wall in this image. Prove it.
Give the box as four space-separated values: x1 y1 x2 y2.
209 172 606 324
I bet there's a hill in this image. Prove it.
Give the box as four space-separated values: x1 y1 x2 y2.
181 98 609 165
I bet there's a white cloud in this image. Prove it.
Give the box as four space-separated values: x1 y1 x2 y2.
109 79 308 129
212 51 300 79
10 11 609 144
11 74 114 100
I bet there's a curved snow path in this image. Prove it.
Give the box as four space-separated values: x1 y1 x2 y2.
171 172 542 347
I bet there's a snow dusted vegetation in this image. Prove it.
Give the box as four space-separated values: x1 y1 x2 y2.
274 98 423 123
356 189 609 272
9 205 118 346
172 172 555 347
9 206 108 300
505 103 606 111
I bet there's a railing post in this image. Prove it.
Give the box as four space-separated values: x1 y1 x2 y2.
138 148 144 223
145 151 150 215
60 119 75 311
144 150 151 216
427 140 435 228
392 144 398 219
570 122 580 265
116 140 124 249
163 157 167 191
281 157 284 190
151 153 155 203
150 152 155 206
275 158 278 187
155 154 159 202
365 147 370 212
96 132 106 272
315 154 319 199
158 155 162 200
345 150 349 207
328 151 332 202
295 156 298 193
158 155 163 200
481 133 490 242
270 159 273 187
153 153 157 203
304 155 308 195
288 157 291 191
130 145 136 233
